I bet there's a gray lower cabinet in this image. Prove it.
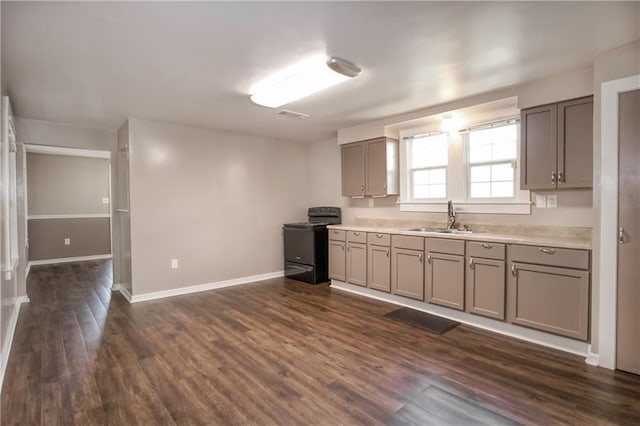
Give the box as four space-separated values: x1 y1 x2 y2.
328 240 346 281
346 242 367 287
466 257 506 320
368 244 391 292
425 252 465 310
507 262 590 340
391 247 424 300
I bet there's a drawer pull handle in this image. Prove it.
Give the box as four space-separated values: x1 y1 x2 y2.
418 253 423 263
341 244 345 251
386 249 390 258
481 243 493 249
469 258 474 269
376 233 384 238
347 244 350 252
551 172 556 184
426 253 432 263
353 232 360 236
511 264 517 276
558 171 564 183
538 247 556 255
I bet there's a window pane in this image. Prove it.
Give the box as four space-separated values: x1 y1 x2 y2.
491 163 514 182
413 185 428 199
470 165 491 182
492 181 514 198
429 184 446 199
471 182 491 198
468 123 517 164
413 169 429 185
410 134 448 168
429 168 446 184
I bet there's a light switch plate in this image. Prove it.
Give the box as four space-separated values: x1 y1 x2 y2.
535 194 547 208
546 194 558 208
171 259 179 269
64 238 71 245
102 197 110 204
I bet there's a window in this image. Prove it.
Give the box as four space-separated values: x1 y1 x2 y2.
467 123 518 199
407 133 448 200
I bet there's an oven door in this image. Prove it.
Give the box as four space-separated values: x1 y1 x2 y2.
283 226 315 265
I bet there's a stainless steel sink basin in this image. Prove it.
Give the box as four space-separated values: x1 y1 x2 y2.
402 227 473 234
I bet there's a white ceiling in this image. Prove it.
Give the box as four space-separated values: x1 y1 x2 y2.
2 1 638 142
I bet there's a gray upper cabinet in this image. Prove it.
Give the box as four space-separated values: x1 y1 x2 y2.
520 95 593 190
341 137 398 197
341 142 366 197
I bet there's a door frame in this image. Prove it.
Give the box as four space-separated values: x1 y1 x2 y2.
598 74 640 369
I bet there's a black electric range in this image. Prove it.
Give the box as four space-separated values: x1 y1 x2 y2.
283 207 341 284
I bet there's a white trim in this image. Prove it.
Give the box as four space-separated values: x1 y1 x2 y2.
112 284 132 303
25 262 31 278
331 280 589 358
127 271 284 304
399 200 531 214
27 214 111 220
28 254 112 267
598 74 640 370
586 346 600 366
0 296 30 392
24 144 111 159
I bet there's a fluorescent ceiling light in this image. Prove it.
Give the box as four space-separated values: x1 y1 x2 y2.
250 56 361 108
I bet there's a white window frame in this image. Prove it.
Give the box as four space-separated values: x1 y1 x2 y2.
398 119 531 215
464 121 519 201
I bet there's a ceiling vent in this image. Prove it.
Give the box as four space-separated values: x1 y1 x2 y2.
277 110 310 120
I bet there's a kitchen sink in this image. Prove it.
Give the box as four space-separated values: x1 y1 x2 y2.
402 227 473 234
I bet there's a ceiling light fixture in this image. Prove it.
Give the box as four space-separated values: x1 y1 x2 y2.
250 56 361 108
440 114 464 133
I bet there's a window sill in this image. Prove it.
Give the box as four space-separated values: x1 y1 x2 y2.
398 200 532 215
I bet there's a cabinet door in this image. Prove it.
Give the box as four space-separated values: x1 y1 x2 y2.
521 104 558 190
365 138 387 196
425 253 465 310
507 262 589 340
368 244 391 292
328 240 346 281
391 248 424 300
346 242 367 287
557 96 593 189
341 142 366 197
466 257 505 320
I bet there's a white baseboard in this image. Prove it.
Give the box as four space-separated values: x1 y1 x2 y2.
0 296 30 392
28 254 112 268
331 280 590 359
586 345 600 366
111 283 132 303
124 271 284 304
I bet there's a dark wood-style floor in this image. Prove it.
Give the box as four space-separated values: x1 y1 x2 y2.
2 260 640 425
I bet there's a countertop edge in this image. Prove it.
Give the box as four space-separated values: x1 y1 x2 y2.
326 225 592 250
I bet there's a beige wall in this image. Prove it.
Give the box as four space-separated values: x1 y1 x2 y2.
128 118 310 296
27 153 110 215
28 218 111 261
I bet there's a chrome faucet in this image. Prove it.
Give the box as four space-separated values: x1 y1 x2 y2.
447 200 456 229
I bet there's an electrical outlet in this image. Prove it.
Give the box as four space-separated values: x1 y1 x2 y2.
171 259 179 269
102 197 110 204
535 194 547 208
546 194 558 208
64 238 71 245
368 198 374 208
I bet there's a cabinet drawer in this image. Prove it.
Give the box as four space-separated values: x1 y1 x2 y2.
367 232 391 246
509 244 589 270
329 229 346 241
346 230 367 243
426 238 465 255
392 235 424 251
467 241 506 260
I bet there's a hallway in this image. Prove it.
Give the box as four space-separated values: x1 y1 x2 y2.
2 260 640 425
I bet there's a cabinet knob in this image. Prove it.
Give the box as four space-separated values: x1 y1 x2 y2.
361 184 365 192
469 257 474 269
619 227 625 244
426 253 432 263
386 249 390 257
558 171 564 183
418 253 423 263
511 264 517 276
346 244 350 252
551 172 556 184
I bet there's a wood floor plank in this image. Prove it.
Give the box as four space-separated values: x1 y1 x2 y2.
2 259 640 425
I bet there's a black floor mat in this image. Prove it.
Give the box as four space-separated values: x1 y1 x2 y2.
384 307 460 335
